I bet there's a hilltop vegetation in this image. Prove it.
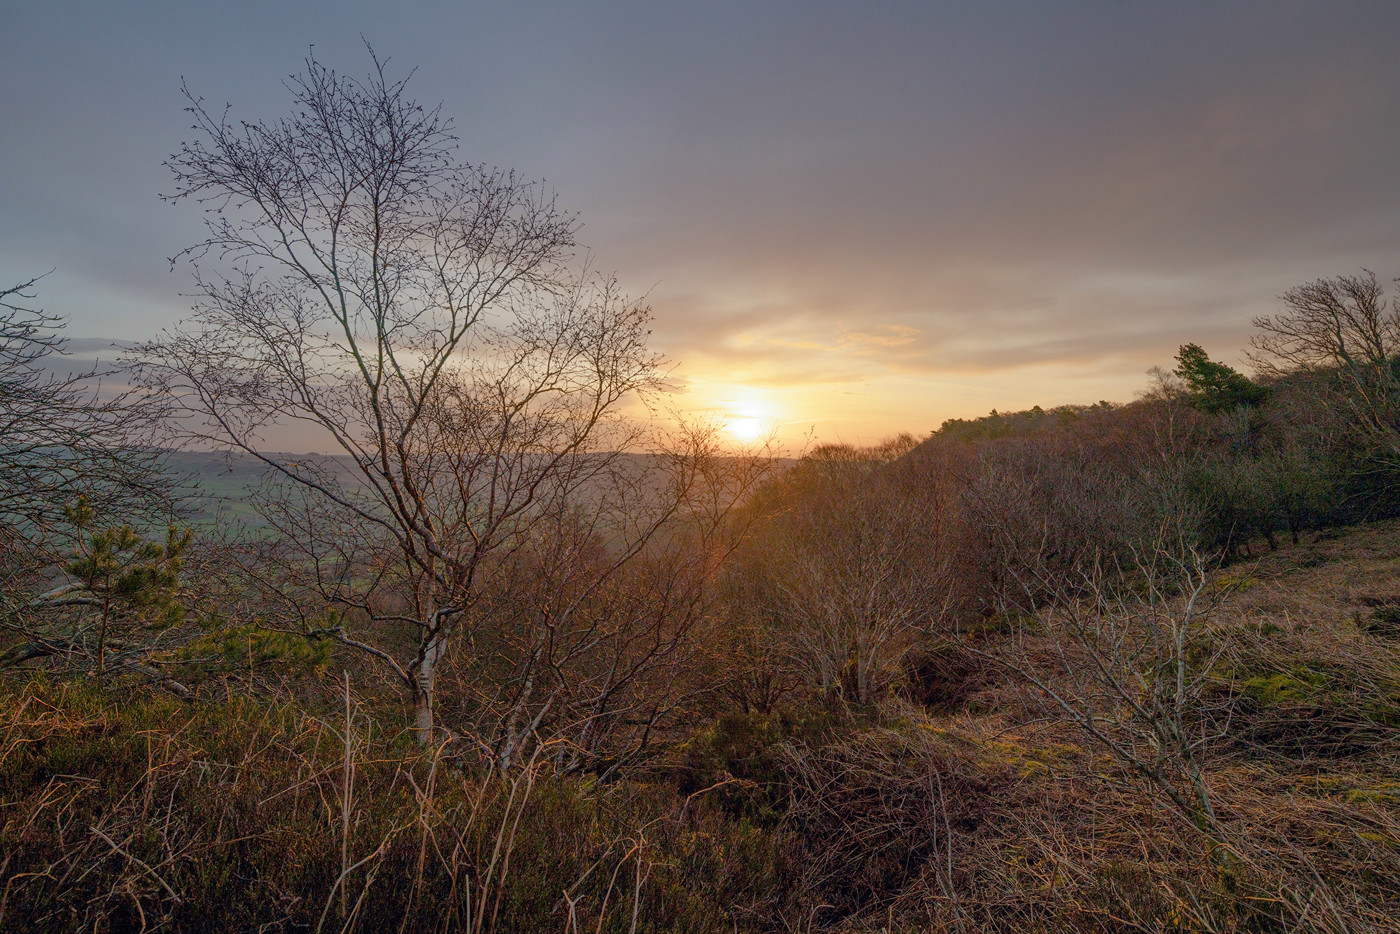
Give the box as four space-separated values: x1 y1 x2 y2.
5 294 1400 931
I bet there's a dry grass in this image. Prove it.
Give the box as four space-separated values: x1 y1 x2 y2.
805 521 1400 932
0 680 796 933
4 521 1400 932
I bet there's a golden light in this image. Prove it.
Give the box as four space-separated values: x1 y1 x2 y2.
725 416 764 442
691 385 782 444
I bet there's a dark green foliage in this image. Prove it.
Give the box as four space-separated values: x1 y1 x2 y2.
1258 446 1336 545
173 617 336 677
1184 446 1338 557
934 402 1111 442
1174 343 1270 414
64 496 189 631
0 497 194 678
1187 456 1271 556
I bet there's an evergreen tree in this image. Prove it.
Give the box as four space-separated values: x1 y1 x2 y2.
1173 343 1269 413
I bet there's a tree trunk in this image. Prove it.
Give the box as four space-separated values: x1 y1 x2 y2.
97 590 112 678
413 630 447 746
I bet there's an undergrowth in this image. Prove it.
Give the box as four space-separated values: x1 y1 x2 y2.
4 522 1400 932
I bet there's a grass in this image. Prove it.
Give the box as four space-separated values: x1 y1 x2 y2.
4 521 1400 931
0 680 797 933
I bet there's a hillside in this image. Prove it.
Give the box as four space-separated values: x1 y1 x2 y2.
3 520 1396 932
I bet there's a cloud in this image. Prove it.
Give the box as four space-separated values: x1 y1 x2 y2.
5 2 1400 444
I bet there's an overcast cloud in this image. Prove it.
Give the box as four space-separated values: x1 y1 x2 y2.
4 1 1399 443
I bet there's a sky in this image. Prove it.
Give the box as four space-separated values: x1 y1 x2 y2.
4 1 1400 447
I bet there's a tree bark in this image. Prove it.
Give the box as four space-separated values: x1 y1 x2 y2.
412 629 447 746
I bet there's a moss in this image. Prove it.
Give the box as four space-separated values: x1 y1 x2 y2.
969 736 1072 780
1210 571 1260 595
1344 786 1400 805
1241 669 1328 704
1357 832 1400 847
1310 775 1351 792
1016 759 1050 778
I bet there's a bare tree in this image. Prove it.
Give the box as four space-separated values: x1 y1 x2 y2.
0 276 167 531
989 532 1233 850
456 423 781 773
1250 270 1400 464
759 440 955 706
135 49 669 743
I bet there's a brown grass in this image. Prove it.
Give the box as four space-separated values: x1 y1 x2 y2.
4 521 1400 932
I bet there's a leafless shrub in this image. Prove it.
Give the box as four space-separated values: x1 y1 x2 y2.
985 532 1234 848
739 440 958 707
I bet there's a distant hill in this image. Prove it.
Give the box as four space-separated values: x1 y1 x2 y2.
161 449 790 533
163 451 360 531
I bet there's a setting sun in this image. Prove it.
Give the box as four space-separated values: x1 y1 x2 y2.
725 416 764 442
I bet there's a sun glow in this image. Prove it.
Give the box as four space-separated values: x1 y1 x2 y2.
725 416 765 442
718 393 776 443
